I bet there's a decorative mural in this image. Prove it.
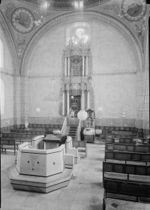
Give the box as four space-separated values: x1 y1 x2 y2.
121 0 146 21
119 0 147 53
11 8 35 33
1 1 45 59
134 18 147 51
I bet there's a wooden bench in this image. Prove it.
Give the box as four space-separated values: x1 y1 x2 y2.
105 151 150 162
103 161 150 182
1 138 17 155
103 129 150 209
105 143 150 153
103 179 150 203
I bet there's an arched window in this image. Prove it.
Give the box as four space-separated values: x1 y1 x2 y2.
0 39 4 68
0 78 5 115
66 22 90 46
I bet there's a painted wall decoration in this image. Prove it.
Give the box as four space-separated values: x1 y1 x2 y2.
134 18 146 51
121 0 146 21
66 22 90 46
11 7 34 33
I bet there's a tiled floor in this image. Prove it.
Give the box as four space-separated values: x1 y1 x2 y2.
1 144 150 210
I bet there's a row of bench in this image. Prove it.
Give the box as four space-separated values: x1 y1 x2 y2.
106 143 150 153
1 131 87 156
106 136 150 143
12 124 62 130
1 132 37 154
102 135 150 210
103 161 150 176
95 126 138 132
103 179 150 203
105 151 150 162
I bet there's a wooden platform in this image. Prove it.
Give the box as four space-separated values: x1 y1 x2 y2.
8 165 73 193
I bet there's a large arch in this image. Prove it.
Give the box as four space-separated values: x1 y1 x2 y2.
0 78 5 116
19 10 144 124
0 10 19 126
21 11 143 76
0 11 18 74
0 39 4 68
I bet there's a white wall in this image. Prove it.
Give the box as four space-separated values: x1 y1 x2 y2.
0 27 14 127
93 74 137 119
28 78 62 117
26 26 65 119
91 22 138 74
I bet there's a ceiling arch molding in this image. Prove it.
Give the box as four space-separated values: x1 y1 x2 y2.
0 10 18 75
21 10 144 76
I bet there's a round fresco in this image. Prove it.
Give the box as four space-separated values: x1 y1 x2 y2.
122 0 146 21
11 8 34 33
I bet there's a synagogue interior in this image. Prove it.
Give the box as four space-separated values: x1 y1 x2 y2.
0 0 150 210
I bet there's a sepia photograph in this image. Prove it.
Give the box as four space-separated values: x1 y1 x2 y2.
0 0 149 209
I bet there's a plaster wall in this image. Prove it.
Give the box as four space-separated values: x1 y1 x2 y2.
91 21 138 74
93 73 137 119
27 26 65 77
0 73 14 126
28 77 62 118
26 26 65 120
0 27 14 127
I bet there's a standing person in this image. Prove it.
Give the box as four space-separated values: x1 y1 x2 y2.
80 127 84 141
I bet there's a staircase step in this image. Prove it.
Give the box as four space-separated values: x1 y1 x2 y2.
69 125 78 140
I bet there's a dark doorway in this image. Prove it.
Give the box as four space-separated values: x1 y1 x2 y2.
70 95 81 117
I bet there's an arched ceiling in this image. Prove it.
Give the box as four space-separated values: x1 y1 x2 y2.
0 0 149 75
22 0 110 10
21 11 143 76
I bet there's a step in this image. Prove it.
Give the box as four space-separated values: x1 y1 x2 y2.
8 165 73 193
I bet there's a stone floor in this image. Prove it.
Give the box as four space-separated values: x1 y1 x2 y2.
1 143 150 210
1 144 104 210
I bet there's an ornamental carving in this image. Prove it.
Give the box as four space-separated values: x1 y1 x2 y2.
70 55 82 76
134 18 146 51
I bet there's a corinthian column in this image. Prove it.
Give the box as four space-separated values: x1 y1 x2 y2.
68 57 70 76
87 91 90 109
81 90 85 110
62 91 65 115
82 56 85 76
65 57 67 76
86 56 88 76
67 90 70 115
